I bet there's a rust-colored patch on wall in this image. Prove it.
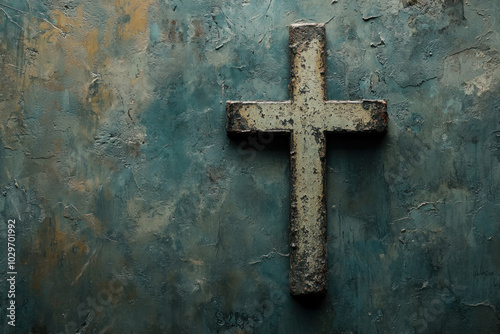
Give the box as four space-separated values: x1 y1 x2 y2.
114 0 154 41
85 77 114 119
30 216 89 294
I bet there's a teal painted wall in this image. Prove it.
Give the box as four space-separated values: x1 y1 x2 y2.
1 0 499 333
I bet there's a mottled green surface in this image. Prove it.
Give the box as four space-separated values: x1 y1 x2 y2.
0 0 499 333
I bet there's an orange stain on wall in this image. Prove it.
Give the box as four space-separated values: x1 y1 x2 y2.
29 212 105 295
30 216 87 292
114 0 154 41
84 28 100 64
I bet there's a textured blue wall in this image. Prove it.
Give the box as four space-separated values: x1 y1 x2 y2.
0 0 499 333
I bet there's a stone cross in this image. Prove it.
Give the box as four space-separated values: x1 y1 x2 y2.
226 23 388 296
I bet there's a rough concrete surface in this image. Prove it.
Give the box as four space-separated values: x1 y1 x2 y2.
0 0 499 333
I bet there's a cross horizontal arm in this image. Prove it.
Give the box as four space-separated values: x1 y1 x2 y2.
319 100 388 133
226 101 293 134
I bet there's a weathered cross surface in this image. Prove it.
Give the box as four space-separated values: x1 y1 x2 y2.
226 23 388 296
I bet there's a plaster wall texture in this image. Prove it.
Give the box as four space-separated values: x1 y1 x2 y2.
0 0 499 333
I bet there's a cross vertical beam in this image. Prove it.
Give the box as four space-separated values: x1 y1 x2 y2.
226 23 388 297
288 24 329 296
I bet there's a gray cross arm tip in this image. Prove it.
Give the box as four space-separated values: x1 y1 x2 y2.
226 100 293 134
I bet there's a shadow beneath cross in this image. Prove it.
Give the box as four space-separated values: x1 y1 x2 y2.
325 131 388 151
291 293 329 310
227 131 387 163
226 132 290 162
